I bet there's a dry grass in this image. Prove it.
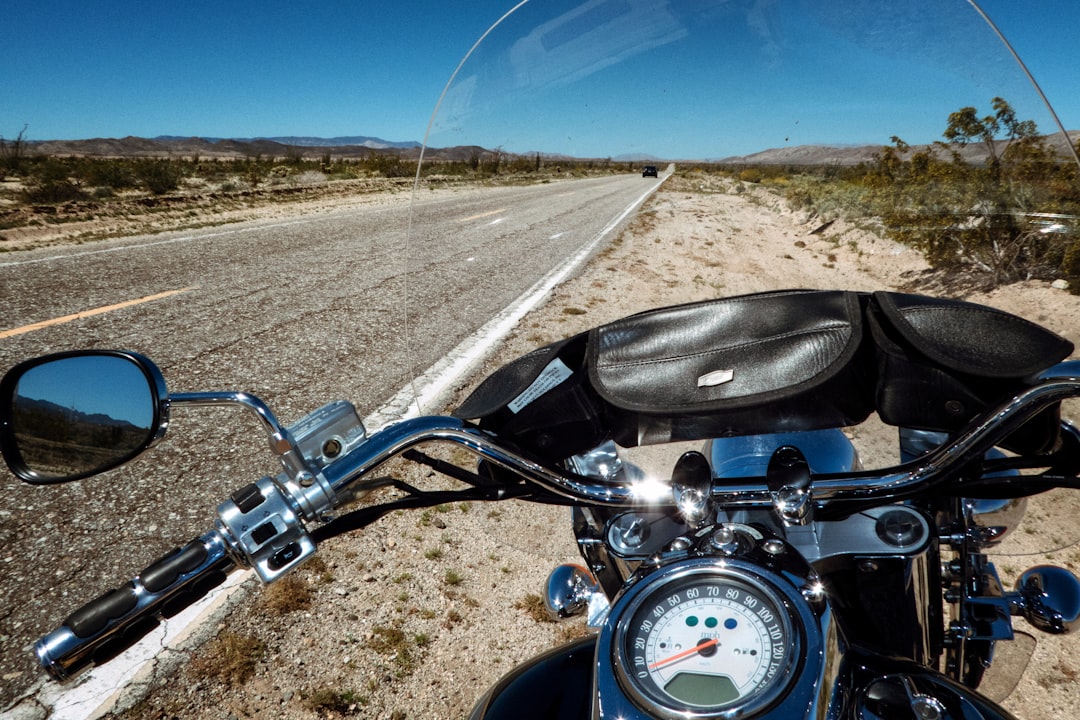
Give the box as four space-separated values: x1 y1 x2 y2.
515 593 556 624
188 631 266 687
260 574 313 615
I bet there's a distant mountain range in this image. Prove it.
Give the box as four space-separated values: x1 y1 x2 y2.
22 130 1080 165
17 396 144 432
155 135 421 150
25 135 423 159
718 130 1080 165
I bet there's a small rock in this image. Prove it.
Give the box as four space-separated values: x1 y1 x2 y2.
334 586 348 597
1052 279 1069 290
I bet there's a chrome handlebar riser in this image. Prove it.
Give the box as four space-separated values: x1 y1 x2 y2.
170 391 341 521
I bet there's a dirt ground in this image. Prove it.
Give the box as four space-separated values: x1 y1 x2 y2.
12 171 1080 720
0 176 418 252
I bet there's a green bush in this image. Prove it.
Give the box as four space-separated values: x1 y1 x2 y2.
20 159 85 203
134 159 184 194
869 100 1080 286
77 158 137 190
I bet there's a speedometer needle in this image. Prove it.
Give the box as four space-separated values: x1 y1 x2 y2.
648 638 719 669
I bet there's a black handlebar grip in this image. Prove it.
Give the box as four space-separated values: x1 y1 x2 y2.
64 584 140 639
36 531 236 681
140 540 210 593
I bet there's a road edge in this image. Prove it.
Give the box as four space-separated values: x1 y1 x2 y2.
3 171 669 720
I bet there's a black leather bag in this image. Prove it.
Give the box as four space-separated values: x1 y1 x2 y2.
453 332 608 459
455 290 875 458
454 289 1073 461
587 290 874 447
868 291 1073 452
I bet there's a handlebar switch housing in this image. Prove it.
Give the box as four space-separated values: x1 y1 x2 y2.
217 476 315 583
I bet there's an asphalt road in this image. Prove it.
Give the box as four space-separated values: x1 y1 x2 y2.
0 173 658 708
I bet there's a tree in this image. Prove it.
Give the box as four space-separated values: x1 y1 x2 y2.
874 98 1078 287
0 124 30 175
942 97 1039 170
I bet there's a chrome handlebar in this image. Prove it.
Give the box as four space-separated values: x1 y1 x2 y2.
33 364 1080 681
329 367 1080 511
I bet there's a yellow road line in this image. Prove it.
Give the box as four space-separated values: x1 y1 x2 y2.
0 287 198 339
456 208 506 223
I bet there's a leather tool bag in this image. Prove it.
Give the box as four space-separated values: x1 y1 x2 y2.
868 291 1073 453
587 290 874 447
453 331 607 459
453 289 1073 461
455 290 875 458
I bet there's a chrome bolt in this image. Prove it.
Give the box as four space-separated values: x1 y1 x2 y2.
710 526 740 556
762 539 785 556
912 695 945 720
668 536 693 552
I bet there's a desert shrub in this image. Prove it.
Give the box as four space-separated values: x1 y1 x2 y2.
360 152 412 177
304 687 366 714
21 159 85 203
1 125 30 175
76 158 137 190
189 631 265 686
261 574 313 615
1062 238 1080 289
738 168 762 183
134 158 185 194
781 173 873 221
869 100 1080 286
291 170 328 185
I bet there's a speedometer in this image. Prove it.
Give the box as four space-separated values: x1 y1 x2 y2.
613 566 799 718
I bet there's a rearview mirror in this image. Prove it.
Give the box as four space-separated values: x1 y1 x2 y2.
0 351 168 483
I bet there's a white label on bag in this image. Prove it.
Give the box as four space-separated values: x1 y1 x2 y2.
509 357 574 414
698 369 735 387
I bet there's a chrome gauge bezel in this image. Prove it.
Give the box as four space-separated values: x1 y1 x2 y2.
611 562 803 719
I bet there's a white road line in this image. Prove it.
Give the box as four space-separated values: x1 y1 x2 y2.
31 571 250 720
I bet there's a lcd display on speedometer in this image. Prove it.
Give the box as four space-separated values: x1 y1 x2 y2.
614 568 798 718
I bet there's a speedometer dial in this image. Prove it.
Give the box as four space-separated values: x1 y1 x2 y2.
614 567 798 718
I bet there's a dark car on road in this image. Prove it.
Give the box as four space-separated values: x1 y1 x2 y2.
642 165 658 178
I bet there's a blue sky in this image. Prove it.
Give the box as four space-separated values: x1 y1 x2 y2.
18 355 154 427
3 1 1078 158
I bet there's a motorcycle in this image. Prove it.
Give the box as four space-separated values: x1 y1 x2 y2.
3 1 1080 719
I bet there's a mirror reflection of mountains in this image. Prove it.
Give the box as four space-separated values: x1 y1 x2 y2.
17 397 143 430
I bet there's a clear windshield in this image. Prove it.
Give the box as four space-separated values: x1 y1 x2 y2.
402 6 1080 707
402 0 1080 563
404 0 1078 410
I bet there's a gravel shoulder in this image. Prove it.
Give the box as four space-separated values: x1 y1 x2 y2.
8 171 1080 720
